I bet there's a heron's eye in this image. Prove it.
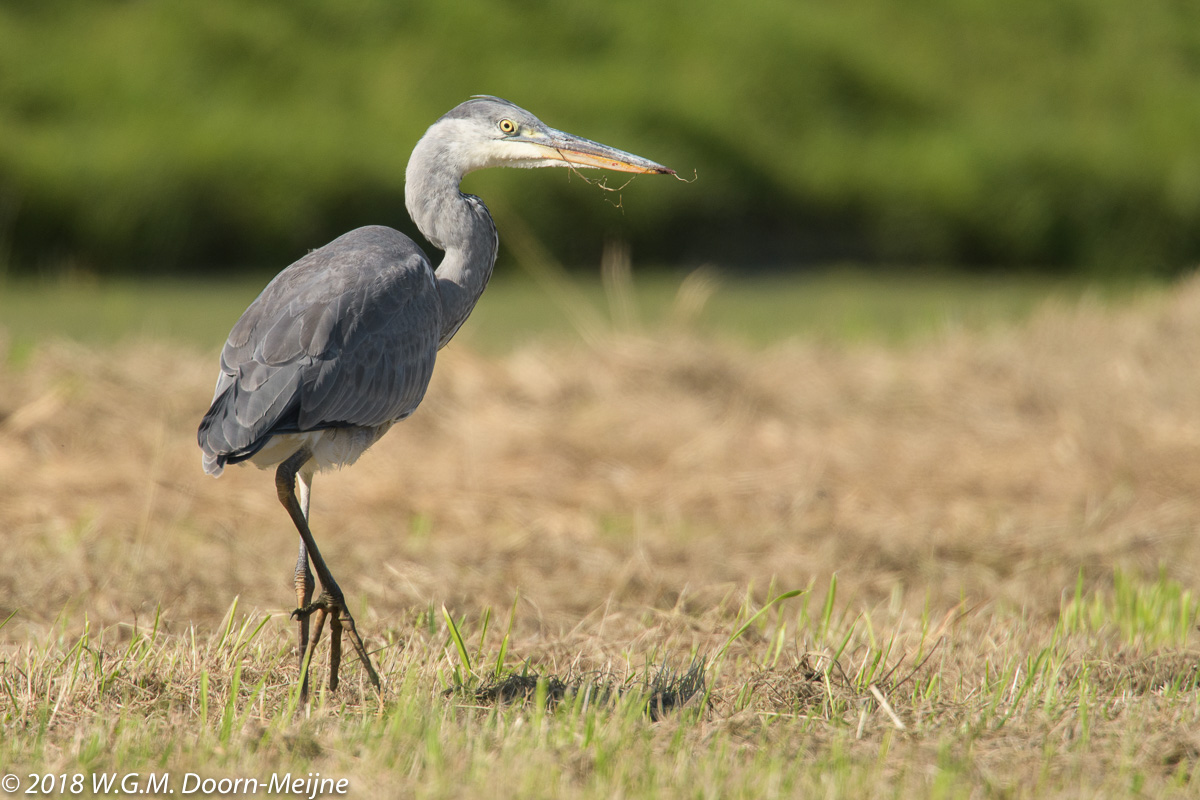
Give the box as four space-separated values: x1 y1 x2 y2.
498 119 517 135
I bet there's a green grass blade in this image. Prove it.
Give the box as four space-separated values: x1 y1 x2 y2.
716 589 804 664
442 605 473 680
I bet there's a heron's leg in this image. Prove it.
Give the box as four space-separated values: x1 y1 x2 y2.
276 448 382 695
328 612 343 692
294 471 316 698
300 606 329 701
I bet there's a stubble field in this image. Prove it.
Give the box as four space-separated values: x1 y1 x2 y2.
2 273 1200 798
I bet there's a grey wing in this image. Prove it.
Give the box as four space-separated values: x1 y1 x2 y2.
198 226 442 475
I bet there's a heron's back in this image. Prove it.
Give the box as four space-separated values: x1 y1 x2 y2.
198 226 442 476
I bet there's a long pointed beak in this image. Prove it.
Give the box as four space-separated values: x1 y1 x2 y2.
539 128 675 175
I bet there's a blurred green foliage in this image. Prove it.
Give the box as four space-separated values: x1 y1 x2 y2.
2 0 1199 274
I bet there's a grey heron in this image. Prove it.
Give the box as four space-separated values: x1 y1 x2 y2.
196 96 673 699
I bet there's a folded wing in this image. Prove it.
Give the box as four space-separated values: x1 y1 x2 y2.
198 226 441 475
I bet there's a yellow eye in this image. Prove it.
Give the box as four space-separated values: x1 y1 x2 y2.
498 119 517 134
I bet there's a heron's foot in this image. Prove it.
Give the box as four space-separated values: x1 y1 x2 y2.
292 590 382 699
290 602 321 623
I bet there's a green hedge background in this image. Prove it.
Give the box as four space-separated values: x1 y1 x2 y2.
3 0 1199 275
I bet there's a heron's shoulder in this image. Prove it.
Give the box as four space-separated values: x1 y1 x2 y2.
227 227 439 347
316 226 430 271
257 226 433 300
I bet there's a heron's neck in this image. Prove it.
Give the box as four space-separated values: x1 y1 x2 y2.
405 153 498 348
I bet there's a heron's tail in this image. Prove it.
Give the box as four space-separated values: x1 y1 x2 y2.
198 378 293 476
198 396 231 477
201 450 227 477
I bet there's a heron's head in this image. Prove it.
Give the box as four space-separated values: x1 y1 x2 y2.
416 96 674 177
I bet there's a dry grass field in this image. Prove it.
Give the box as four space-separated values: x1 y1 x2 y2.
2 274 1200 797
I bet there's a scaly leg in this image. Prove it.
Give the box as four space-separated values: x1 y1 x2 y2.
294 551 316 697
329 612 343 692
277 448 382 696
295 470 316 699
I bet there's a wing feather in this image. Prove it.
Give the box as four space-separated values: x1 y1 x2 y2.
198 226 441 474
